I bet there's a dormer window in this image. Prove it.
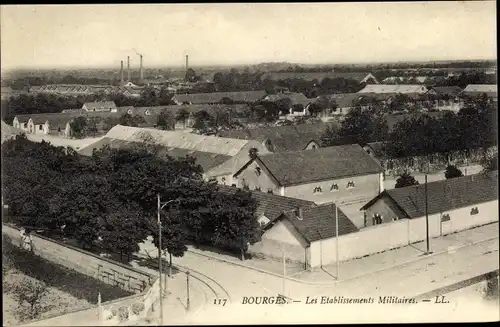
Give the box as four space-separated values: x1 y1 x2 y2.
313 186 322 194
221 177 226 185
255 167 261 176
347 181 355 189
330 183 339 192
145 110 150 115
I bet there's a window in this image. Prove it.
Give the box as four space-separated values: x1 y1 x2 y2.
347 181 355 189
313 186 322 194
221 177 226 185
255 167 261 176
23 123 27 128
57 127 61 132
38 125 43 131
330 183 339 192
312 145 317 149
145 110 150 115
470 207 479 215
372 214 383 225
267 189 273 194
441 214 451 222
93 109 96 112
209 177 216 182
231 184 236 187
254 186 261 192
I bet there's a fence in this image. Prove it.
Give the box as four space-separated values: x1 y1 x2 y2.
2 223 161 326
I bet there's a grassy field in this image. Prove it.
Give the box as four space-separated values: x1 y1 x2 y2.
2 239 133 326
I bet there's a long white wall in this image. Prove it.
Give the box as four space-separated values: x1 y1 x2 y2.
308 199 498 268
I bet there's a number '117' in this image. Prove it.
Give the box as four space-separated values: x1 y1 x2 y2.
214 298 227 306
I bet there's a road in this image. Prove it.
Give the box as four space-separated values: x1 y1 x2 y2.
138 234 499 324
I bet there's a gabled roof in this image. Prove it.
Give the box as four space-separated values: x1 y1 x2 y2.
237 144 384 186
219 122 338 153
281 203 359 243
358 84 428 94
77 137 231 172
428 86 463 97
217 184 316 223
92 125 255 157
360 171 498 218
173 91 266 104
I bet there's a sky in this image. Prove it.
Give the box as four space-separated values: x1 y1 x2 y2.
0 2 497 70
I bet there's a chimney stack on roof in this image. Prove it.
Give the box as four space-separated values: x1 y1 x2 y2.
296 207 304 220
127 56 131 81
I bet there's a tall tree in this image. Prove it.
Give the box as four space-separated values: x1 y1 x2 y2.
157 110 175 130
175 108 191 128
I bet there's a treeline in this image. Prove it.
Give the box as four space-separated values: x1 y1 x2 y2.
2 136 261 261
5 75 118 90
321 95 497 158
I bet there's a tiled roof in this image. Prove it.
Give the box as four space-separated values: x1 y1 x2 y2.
92 125 254 156
219 122 338 152
358 84 428 94
264 92 312 106
462 84 497 98
361 171 498 218
428 86 463 97
462 84 497 93
261 72 377 83
83 101 117 110
173 91 266 104
247 144 384 186
282 203 359 242
217 184 316 223
328 93 366 108
77 137 232 172
382 112 445 132
364 142 387 158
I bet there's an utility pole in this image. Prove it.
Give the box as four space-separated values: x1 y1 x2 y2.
186 271 191 311
425 174 430 254
282 243 286 297
335 202 339 279
157 194 164 325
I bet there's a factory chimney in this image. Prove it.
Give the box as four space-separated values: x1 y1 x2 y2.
120 60 124 84
140 54 144 80
185 55 189 73
127 56 131 81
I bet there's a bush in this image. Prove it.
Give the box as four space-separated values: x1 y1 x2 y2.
131 302 145 315
118 306 129 321
444 165 463 179
12 279 49 321
395 171 419 188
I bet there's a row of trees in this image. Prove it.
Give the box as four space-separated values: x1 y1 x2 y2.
321 95 497 159
2 136 261 261
1 86 176 123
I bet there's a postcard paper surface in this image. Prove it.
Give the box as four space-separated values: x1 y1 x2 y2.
1 2 498 325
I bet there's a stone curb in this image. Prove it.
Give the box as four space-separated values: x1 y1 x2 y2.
187 235 499 286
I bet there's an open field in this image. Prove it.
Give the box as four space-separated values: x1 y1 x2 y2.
2 238 133 326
